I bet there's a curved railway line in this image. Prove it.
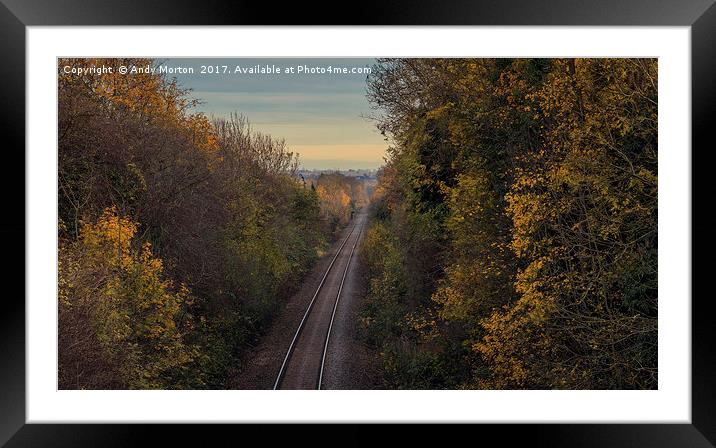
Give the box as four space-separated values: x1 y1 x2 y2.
273 212 365 390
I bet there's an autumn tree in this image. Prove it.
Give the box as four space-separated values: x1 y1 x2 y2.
59 208 200 389
58 59 331 389
362 58 657 390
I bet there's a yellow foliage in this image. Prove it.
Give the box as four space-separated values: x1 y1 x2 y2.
59 207 199 389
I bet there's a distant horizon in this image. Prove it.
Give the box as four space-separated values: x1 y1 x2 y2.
298 159 383 171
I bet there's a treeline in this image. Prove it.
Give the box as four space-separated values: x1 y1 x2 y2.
313 172 370 231
361 58 657 389
58 58 356 389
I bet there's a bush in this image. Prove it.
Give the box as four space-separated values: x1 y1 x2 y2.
59 208 201 389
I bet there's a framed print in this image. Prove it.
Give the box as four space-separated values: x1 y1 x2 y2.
3 0 714 445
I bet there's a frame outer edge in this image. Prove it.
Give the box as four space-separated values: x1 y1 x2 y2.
0 1 26 447
692 0 716 446
2 0 714 445
0 0 715 25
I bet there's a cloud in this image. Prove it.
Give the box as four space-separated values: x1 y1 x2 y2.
167 58 385 168
290 144 387 162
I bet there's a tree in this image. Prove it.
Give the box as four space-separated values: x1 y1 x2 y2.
363 58 657 389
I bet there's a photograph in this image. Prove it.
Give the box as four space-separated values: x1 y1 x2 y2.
57 57 658 391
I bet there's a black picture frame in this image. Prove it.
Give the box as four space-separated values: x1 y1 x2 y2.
2 0 712 446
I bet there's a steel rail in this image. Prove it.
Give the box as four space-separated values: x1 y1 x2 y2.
272 221 359 390
317 222 363 390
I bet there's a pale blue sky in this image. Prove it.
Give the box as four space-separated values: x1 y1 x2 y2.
165 58 387 169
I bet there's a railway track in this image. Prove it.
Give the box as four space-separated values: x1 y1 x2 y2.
273 213 365 390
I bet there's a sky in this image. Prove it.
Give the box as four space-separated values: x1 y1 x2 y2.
165 58 387 170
